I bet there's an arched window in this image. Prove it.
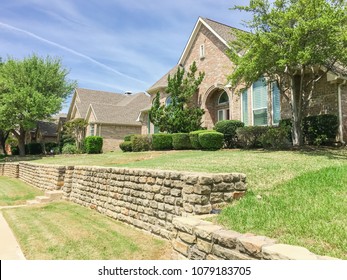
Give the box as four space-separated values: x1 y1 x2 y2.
218 91 229 105
165 96 172 106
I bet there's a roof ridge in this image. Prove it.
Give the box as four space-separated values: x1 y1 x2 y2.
202 17 248 33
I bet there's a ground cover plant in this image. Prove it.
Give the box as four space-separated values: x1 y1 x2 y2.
0 177 43 206
2 201 170 260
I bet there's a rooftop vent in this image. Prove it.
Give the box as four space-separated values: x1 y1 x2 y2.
124 91 132 95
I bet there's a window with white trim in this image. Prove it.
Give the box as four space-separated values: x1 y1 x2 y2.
90 124 95 136
252 78 268 126
218 109 230 121
241 89 249 125
165 96 172 106
272 83 281 125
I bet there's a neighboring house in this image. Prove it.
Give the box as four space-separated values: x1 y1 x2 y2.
35 121 58 144
140 17 347 142
66 88 150 151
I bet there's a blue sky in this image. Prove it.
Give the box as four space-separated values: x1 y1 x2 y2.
0 0 250 112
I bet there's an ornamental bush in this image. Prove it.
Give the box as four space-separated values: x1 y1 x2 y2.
189 130 207 149
260 126 291 149
172 133 192 150
152 134 172 150
236 126 269 148
26 143 43 155
119 141 133 152
302 114 338 145
214 120 244 148
124 134 134 141
84 136 103 154
62 143 79 154
198 131 224 150
131 135 151 152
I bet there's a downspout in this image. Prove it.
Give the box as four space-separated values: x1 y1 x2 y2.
338 80 346 144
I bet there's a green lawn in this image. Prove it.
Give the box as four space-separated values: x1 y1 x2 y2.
2 201 170 260
2 148 347 258
0 177 44 206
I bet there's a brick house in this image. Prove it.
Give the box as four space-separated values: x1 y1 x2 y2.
67 88 150 151
140 17 347 143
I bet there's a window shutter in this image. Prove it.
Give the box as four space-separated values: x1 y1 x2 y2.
242 90 248 125
272 83 281 124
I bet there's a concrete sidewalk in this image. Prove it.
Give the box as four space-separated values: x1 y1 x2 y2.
0 211 26 260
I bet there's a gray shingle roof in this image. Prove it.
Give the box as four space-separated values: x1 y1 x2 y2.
37 121 58 136
85 91 150 125
146 65 181 94
202 18 237 44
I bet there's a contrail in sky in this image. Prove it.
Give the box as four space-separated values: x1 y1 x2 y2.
0 21 148 86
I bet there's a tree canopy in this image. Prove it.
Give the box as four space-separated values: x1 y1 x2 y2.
0 54 76 155
228 0 347 145
149 61 205 133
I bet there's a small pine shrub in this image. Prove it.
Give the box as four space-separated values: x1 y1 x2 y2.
198 131 224 150
152 134 172 150
119 141 133 152
84 136 103 154
189 130 206 149
172 133 192 150
131 135 151 152
214 120 244 148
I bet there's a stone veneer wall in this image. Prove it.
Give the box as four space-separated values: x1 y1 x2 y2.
171 216 337 260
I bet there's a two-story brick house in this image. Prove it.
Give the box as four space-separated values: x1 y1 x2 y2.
139 17 347 143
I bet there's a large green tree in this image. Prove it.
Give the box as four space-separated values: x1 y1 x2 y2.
150 61 205 133
228 0 347 146
0 55 76 155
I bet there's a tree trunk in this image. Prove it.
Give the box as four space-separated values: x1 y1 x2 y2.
291 75 304 146
0 130 9 155
12 126 26 156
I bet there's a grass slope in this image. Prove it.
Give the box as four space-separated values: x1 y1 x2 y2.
2 201 170 260
0 177 43 206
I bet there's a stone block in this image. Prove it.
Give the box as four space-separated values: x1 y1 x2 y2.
198 176 214 185
237 235 276 258
179 231 196 244
188 245 206 260
213 229 242 249
193 223 221 240
193 204 212 215
193 184 211 195
172 217 203 234
262 244 319 260
197 238 213 253
212 244 253 260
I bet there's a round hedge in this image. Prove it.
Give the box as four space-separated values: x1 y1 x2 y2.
119 141 133 152
84 136 103 154
152 134 173 150
198 131 224 150
172 133 192 150
189 130 207 149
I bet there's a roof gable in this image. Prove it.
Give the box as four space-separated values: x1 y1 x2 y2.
178 17 237 65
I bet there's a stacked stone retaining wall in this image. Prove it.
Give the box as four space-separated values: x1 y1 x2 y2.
0 163 19 178
171 216 337 260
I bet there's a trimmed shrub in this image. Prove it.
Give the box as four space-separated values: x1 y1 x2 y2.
62 144 79 154
172 133 192 150
124 134 134 141
236 126 269 148
84 136 103 154
152 134 172 150
302 114 338 145
198 131 224 150
214 120 244 148
43 142 59 154
119 141 133 152
260 126 291 149
189 130 206 149
131 135 151 152
26 143 43 155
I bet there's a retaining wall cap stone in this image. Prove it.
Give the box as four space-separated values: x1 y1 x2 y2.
262 244 319 260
